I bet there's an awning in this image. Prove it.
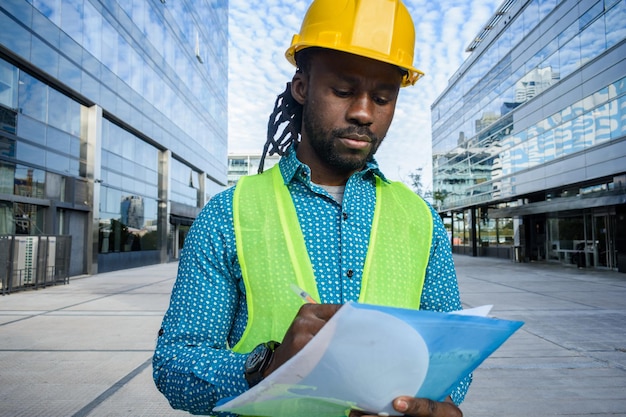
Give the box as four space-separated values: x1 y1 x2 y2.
169 214 195 226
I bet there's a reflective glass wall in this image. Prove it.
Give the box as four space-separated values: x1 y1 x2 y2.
0 57 84 237
432 0 626 210
0 0 229 274
99 120 159 253
431 0 626 270
18 0 228 176
170 157 201 208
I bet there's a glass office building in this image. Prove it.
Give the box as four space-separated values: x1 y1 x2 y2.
0 0 228 274
432 0 626 272
227 153 280 187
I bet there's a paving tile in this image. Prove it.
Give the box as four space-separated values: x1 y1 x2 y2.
1 257 625 417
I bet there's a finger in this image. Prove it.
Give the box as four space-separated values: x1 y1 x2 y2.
289 304 341 337
289 304 341 339
294 304 341 326
393 397 462 417
268 304 342 372
300 303 342 321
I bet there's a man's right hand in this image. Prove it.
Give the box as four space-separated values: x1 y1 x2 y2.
263 303 342 377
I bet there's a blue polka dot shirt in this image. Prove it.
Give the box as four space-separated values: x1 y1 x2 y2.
153 147 471 414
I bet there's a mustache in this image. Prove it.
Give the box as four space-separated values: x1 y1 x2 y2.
332 127 380 142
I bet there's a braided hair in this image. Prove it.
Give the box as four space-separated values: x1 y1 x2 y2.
258 83 302 173
258 49 316 173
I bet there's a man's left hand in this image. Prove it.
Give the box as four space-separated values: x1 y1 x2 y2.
349 396 462 417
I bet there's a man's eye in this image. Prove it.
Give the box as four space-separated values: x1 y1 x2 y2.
373 96 391 105
333 89 352 97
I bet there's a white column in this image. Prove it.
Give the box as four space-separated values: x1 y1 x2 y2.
84 104 103 275
158 150 172 263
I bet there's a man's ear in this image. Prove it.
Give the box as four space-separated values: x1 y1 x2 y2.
291 73 307 105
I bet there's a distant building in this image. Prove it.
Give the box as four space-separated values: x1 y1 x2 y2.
121 196 144 230
0 1 229 274
228 153 280 187
431 0 626 272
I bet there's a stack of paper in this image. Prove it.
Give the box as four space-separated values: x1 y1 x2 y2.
214 302 523 417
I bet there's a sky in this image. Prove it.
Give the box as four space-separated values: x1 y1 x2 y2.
227 0 502 190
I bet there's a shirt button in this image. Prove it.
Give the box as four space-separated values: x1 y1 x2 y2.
342 212 348 220
346 269 354 278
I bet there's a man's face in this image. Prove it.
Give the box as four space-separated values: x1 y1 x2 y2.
292 49 403 184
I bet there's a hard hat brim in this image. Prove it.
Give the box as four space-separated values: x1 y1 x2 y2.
285 43 424 87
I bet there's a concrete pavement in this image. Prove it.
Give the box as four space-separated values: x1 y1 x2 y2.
0 256 625 417
457 256 626 417
0 262 183 417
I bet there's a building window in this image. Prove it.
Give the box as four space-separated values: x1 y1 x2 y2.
171 157 201 207
99 120 159 253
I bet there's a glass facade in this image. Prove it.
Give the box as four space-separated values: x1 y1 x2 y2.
432 0 626 272
99 120 159 254
227 153 280 187
170 157 201 207
0 0 228 274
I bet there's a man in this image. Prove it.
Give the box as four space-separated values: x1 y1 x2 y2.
153 1 470 416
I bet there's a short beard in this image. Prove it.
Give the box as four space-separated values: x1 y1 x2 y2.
302 105 382 174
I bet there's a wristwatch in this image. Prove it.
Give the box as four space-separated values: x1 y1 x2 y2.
244 341 281 388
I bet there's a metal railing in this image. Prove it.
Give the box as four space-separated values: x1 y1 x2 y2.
0 235 72 295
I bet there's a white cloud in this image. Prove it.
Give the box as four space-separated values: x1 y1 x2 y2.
228 0 502 190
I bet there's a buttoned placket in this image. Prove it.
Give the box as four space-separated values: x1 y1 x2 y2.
338 173 374 303
288 155 380 305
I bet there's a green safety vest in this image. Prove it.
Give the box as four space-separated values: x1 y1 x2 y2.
231 164 433 353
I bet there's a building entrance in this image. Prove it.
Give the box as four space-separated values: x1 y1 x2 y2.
546 210 618 271
594 214 617 269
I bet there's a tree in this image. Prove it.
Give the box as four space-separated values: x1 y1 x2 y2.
432 190 449 211
408 168 431 198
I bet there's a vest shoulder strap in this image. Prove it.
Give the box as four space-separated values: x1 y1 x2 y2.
360 176 433 307
232 166 317 352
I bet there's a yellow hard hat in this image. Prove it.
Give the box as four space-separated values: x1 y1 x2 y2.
285 0 424 87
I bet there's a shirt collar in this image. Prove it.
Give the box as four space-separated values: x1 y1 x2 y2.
277 144 389 185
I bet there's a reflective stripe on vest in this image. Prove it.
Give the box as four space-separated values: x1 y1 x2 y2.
232 165 432 353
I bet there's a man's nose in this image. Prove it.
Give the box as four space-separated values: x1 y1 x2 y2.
346 94 374 126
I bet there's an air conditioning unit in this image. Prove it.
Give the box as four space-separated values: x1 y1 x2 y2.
14 236 37 285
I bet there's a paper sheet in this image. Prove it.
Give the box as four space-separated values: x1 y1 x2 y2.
214 303 522 417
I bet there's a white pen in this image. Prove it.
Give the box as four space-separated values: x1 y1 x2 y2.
290 284 318 304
